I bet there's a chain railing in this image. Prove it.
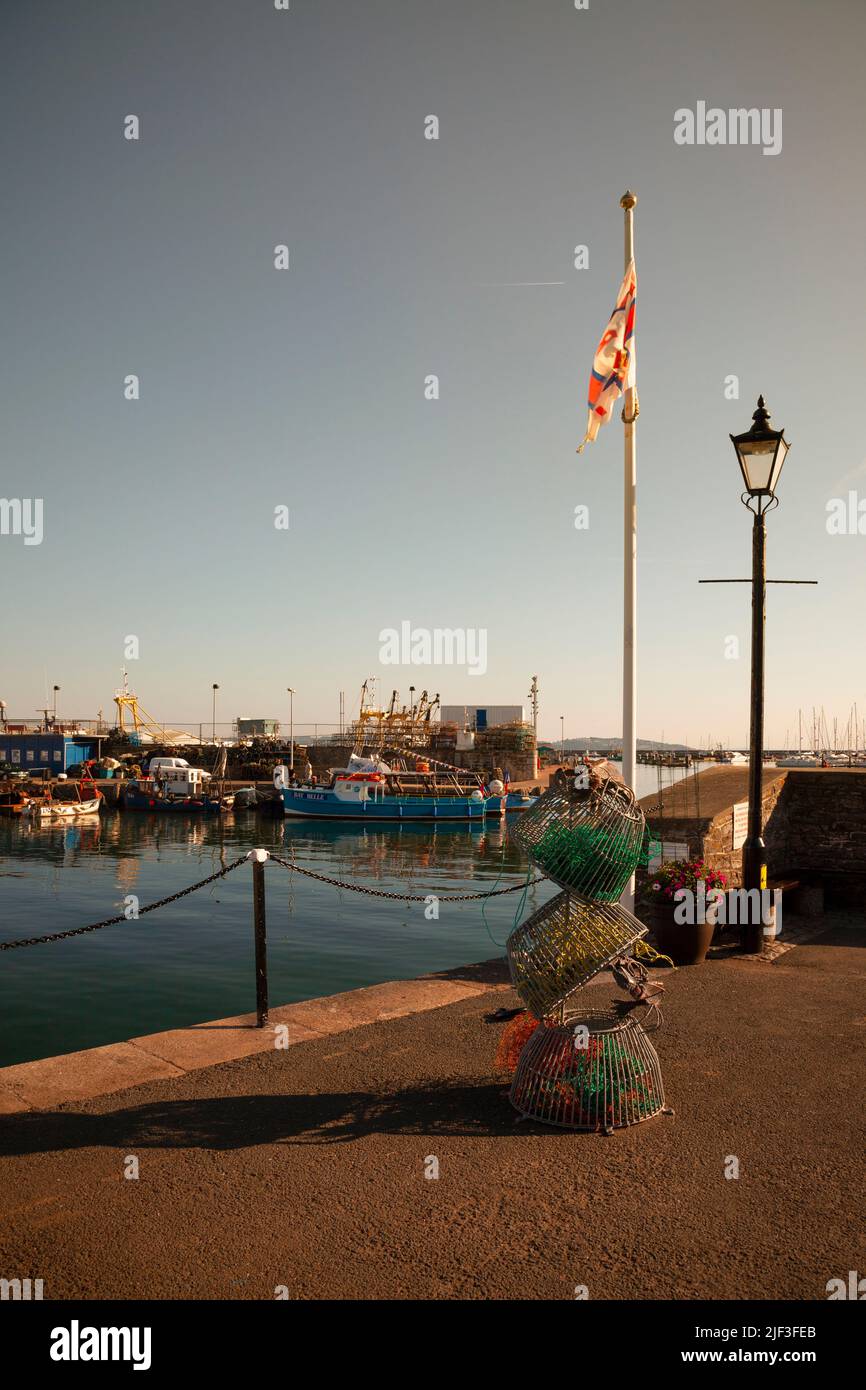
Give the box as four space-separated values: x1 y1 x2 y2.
0 855 249 951
267 852 544 902
0 850 551 1029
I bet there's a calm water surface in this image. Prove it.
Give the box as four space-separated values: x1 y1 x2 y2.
0 761 703 1065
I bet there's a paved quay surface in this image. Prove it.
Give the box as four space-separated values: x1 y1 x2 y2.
1 925 864 1301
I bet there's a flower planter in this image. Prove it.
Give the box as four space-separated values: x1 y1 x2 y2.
647 899 720 966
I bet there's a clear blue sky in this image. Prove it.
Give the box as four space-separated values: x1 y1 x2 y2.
2 0 864 746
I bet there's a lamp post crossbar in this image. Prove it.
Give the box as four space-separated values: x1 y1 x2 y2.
698 580 818 585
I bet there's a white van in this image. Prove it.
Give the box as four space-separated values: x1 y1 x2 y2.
147 757 190 773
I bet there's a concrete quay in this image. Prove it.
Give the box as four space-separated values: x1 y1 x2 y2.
0 919 864 1300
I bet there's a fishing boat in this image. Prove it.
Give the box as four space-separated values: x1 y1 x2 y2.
24 781 102 819
122 749 234 814
122 784 233 813
274 759 486 822
122 763 234 814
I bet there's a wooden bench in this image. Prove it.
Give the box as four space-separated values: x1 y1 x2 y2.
767 877 824 916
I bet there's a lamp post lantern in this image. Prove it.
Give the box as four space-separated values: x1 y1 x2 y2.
212 684 219 743
730 396 790 952
287 688 295 773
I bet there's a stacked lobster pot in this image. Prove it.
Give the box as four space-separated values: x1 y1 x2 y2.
507 766 668 1133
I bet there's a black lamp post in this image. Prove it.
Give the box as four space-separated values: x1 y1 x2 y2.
212 683 219 743
730 396 789 952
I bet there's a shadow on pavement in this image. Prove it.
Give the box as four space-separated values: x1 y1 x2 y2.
0 1081 529 1156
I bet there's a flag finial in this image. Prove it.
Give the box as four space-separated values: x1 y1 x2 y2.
620 190 637 209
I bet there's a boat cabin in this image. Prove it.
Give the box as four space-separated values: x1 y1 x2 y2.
148 766 208 797
331 773 387 804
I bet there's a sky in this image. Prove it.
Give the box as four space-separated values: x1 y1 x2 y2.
2 0 865 747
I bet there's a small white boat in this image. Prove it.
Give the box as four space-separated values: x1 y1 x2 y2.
776 755 820 768
24 783 103 819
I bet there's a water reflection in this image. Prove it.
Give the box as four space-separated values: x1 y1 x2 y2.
0 805 554 1068
279 818 522 890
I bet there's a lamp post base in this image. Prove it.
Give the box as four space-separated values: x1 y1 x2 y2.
741 838 768 954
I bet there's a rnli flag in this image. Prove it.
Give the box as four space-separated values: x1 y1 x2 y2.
577 259 636 452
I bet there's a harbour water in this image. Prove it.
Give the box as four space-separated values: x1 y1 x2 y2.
0 761 708 1067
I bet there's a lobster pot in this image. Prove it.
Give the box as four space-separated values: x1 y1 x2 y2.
512 779 647 901
509 1009 665 1132
506 891 647 1020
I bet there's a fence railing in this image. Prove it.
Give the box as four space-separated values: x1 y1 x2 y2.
1 853 545 1030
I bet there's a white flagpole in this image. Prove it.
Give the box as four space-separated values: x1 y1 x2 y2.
621 190 637 908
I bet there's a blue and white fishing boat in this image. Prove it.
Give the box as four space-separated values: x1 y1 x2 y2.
274 757 486 822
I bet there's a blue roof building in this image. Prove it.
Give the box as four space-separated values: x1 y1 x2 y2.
0 733 103 773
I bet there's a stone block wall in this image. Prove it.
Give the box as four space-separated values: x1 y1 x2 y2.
701 776 788 886
775 772 866 908
644 778 787 888
643 769 866 910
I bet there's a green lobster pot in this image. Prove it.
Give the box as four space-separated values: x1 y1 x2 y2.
506 890 647 1020
512 776 647 900
509 1008 666 1133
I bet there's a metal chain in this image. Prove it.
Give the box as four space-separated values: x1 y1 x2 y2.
268 853 545 902
1 849 546 951
0 855 249 951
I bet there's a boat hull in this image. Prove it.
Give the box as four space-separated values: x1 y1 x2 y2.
26 799 101 819
122 786 233 814
281 787 485 821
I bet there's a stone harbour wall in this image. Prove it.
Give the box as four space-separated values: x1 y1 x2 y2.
702 776 789 886
644 769 866 909
776 771 866 909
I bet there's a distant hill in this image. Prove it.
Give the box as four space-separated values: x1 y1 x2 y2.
556 737 692 752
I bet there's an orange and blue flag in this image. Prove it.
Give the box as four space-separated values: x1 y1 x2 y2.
577 259 636 452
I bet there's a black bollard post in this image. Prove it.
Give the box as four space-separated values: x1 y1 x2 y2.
250 850 269 1027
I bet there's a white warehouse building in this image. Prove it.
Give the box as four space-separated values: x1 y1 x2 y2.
438 705 526 730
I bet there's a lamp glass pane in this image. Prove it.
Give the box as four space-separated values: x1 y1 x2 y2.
770 437 789 490
739 439 776 492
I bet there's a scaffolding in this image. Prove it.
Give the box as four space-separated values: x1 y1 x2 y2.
349 679 441 753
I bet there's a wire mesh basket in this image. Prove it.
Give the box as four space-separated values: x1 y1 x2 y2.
506 890 647 1020
509 1008 665 1132
512 777 648 900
